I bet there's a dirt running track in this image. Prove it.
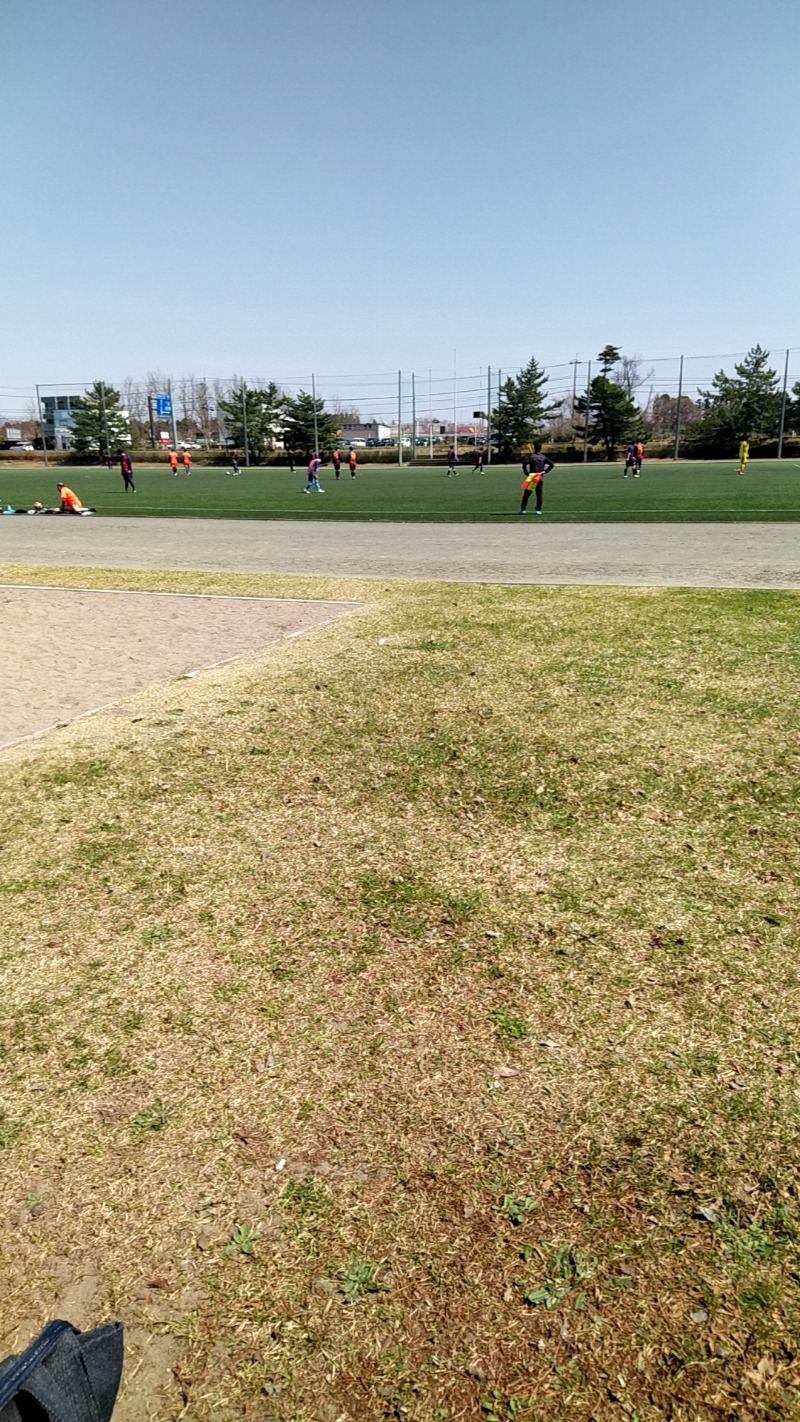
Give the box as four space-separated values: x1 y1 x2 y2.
1 517 799 587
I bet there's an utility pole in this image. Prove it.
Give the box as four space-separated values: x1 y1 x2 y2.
398 370 403 466
486 367 492 465
311 373 320 457
453 350 458 457
147 393 156 449
673 355 684 461
36 384 48 466
570 355 580 442
242 382 250 467
582 362 591 463
777 348 790 459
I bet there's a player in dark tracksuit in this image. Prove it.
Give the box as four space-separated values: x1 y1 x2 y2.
518 443 554 515
119 450 135 492
332 449 341 479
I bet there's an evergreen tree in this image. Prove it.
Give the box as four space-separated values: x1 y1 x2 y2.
492 356 555 459
70 382 130 461
597 344 623 376
217 381 285 464
574 350 642 460
282 391 338 460
696 345 781 442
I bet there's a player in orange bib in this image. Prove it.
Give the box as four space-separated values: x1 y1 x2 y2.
182 450 192 476
169 450 179 475
57 482 83 512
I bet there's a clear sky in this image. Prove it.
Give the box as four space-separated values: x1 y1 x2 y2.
2 0 798 416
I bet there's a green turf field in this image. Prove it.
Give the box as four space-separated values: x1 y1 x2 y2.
2 458 799 521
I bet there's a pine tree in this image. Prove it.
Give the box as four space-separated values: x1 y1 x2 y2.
282 391 338 461
70 382 130 461
697 345 781 441
217 382 285 464
573 348 642 460
492 356 555 459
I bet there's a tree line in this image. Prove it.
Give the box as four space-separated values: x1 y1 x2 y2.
492 344 800 460
67 382 338 463
60 344 800 463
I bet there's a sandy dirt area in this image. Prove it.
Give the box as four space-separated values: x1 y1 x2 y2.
1 516 799 587
0 586 357 749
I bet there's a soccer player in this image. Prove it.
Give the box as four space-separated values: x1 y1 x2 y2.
633 440 644 476
518 443 554 516
304 455 325 493
473 448 484 472
57 482 83 513
623 442 636 477
737 438 750 475
230 449 240 476
182 450 192 477
447 446 457 476
169 450 179 475
332 448 341 479
119 450 135 492
348 446 357 478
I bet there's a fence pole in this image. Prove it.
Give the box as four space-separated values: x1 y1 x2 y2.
673 355 684 461
398 370 403 466
429 370 433 460
242 382 250 467
582 361 591 463
411 372 416 461
168 379 178 450
148 393 156 449
497 369 502 462
36 384 48 466
311 373 319 457
99 382 111 465
486 367 492 465
777 348 790 459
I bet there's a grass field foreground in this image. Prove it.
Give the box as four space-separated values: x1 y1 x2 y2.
2 458 800 521
1 567 799 1420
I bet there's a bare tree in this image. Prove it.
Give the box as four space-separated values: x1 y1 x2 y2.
650 393 701 435
615 354 655 401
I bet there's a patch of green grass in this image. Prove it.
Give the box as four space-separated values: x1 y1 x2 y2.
491 1008 529 1040
131 1099 173 1139
339 1260 386 1303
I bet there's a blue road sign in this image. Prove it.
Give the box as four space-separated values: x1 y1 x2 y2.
155 395 172 418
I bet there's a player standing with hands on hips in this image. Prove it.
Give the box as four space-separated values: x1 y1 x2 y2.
518 443 554 516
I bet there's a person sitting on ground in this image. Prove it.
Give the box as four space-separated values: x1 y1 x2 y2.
57 482 83 512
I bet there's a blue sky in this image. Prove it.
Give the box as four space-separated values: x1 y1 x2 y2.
2 0 798 416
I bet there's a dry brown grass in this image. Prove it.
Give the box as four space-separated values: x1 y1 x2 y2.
1 566 799 1421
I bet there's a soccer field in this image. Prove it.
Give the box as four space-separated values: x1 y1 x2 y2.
2 458 799 522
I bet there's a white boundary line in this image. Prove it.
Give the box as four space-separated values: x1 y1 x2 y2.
0 583 361 606
0 611 356 755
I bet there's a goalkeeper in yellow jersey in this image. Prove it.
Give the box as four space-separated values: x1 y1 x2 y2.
737 438 750 475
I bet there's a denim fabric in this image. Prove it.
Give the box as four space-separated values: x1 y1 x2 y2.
0 1320 123 1422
